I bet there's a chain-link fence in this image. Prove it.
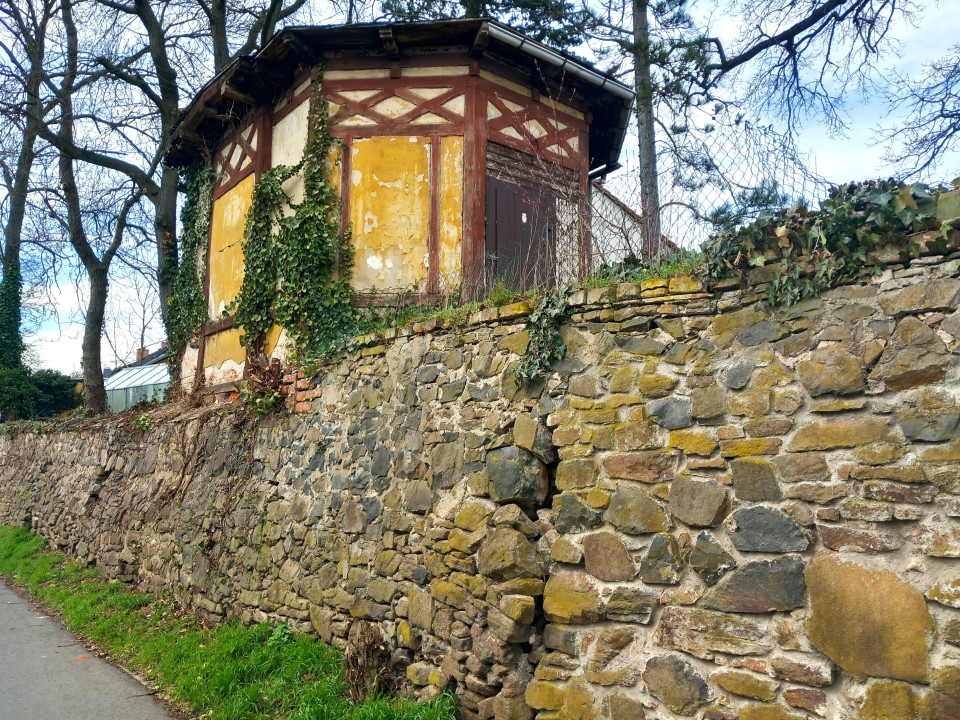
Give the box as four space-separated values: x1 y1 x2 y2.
597 111 831 261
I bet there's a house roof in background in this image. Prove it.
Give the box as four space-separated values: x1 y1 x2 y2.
168 19 633 171
103 364 169 392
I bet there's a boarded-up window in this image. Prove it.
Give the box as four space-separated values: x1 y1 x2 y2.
484 143 580 290
484 176 557 290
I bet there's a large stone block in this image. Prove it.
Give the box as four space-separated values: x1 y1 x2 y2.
805 554 931 682
669 477 727 527
486 446 548 510
553 493 603 535
582 531 636 582
726 507 808 553
647 397 693 430
513 413 559 464
797 347 865 396
602 451 677 483
871 316 950 391
639 533 683 584
605 485 668 535
711 670 778 701
543 571 604 624
878 277 960 317
478 527 542 581
642 654 710 715
606 585 660 624
654 606 773 659
859 679 924 720
688 531 736 586
788 415 888 451
730 457 782 501
701 555 805 612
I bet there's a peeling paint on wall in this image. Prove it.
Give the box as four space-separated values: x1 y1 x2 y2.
349 136 431 290
203 328 246 384
439 135 464 289
209 174 254 317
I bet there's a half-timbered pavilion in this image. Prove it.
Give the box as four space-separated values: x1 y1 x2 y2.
168 18 633 389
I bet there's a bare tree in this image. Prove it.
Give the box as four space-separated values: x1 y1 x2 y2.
41 0 316 336
881 44 960 179
0 0 57 370
590 0 905 250
50 0 146 413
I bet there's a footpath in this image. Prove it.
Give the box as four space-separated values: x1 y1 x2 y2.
0 580 173 720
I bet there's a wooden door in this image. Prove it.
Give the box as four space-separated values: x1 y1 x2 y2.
484 176 557 291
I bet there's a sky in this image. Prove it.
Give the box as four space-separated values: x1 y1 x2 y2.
792 1 960 183
24 0 960 375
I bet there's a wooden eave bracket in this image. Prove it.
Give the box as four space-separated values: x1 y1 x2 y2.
380 27 401 61
220 81 257 106
470 22 490 58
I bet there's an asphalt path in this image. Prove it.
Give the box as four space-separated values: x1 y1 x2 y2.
0 579 174 720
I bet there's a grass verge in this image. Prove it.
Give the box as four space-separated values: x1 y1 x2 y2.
0 525 457 720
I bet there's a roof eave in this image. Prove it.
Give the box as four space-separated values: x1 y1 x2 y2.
167 19 633 169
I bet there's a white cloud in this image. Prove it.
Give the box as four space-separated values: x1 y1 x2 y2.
26 328 84 376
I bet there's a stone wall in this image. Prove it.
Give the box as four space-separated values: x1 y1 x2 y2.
3 254 960 720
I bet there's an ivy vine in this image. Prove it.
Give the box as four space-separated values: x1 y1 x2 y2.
513 289 571 386
700 179 945 306
232 67 359 359
167 162 214 373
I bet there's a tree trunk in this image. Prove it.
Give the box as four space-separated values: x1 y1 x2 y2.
210 0 229 71
632 0 662 263
59 0 113 415
82 266 109 415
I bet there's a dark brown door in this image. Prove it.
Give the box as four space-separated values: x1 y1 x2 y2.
484 176 557 291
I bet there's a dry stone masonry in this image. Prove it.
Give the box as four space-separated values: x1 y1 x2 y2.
3 254 960 720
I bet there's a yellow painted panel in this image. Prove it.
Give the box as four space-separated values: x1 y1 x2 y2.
349 136 430 291
209 174 254 316
439 135 463 289
264 324 283 355
204 327 246 373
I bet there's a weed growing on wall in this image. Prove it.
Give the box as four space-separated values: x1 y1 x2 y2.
700 179 945 306
512 289 570 386
167 163 214 374
233 67 359 360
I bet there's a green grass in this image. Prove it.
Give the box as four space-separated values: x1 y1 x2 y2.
0 526 457 720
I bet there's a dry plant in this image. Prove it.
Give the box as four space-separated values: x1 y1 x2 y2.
343 620 397 703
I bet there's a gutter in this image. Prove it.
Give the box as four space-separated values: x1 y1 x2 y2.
485 22 634 102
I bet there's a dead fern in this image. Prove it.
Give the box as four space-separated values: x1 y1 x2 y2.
343 620 396 702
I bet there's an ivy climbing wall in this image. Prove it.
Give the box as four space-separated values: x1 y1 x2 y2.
4 251 960 720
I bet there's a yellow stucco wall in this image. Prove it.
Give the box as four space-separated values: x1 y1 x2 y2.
439 135 463 290
349 136 431 290
204 175 254 383
209 174 254 316
198 90 467 390
203 327 246 385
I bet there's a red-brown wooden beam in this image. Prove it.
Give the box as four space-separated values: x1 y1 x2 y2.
461 77 486 300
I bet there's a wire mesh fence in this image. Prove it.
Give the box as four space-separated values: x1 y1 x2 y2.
600 113 832 260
